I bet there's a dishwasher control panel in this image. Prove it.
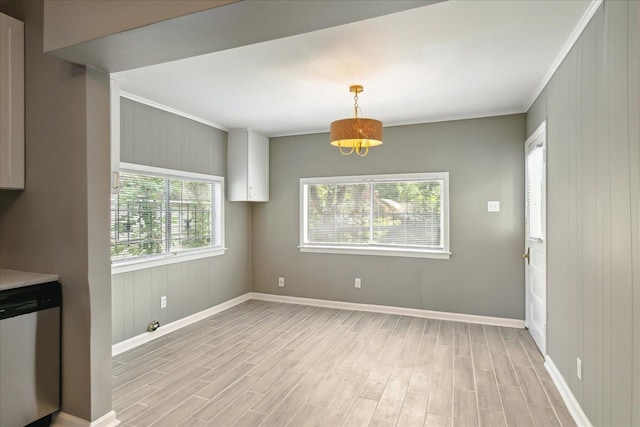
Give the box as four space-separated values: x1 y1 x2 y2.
0 281 61 320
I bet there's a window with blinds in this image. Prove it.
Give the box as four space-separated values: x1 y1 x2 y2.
300 173 450 259
526 145 545 240
111 164 224 265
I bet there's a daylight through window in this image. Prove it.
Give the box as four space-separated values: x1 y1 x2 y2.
111 164 224 266
300 173 450 259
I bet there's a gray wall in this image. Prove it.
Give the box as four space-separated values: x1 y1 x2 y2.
42 0 232 52
526 1 639 426
253 115 526 320
111 99 252 344
0 0 112 421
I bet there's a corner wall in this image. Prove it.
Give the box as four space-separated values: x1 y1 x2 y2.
0 0 112 421
110 99 252 344
253 114 526 320
526 1 640 425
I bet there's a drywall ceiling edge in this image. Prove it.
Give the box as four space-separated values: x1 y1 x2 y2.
46 0 439 73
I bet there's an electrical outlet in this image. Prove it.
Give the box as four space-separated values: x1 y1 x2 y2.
577 357 582 380
278 277 285 287
160 296 167 309
355 278 361 289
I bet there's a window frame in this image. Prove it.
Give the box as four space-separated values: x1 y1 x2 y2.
299 172 450 259
111 162 225 274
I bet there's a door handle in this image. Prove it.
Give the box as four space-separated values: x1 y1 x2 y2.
523 247 530 265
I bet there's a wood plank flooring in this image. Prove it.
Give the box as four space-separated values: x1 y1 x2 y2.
112 300 576 427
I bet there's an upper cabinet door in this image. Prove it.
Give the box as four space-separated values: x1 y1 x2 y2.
246 132 269 201
227 130 269 202
0 13 24 190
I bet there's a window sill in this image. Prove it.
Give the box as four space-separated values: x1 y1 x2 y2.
111 248 226 274
299 245 451 260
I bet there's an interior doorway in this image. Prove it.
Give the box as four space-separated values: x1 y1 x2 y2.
524 121 547 354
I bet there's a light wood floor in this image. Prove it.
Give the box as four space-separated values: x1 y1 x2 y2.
112 300 576 427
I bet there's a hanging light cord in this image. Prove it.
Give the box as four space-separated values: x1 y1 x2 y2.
353 90 359 119
339 87 367 156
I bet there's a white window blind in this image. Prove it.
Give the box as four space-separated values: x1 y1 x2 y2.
301 173 450 259
111 172 166 259
111 165 223 264
526 145 545 240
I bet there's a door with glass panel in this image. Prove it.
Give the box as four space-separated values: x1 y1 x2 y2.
524 122 547 354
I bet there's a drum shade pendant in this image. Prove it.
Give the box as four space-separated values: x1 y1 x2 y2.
330 85 383 156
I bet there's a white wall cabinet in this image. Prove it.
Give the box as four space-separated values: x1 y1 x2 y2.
227 130 269 202
0 13 24 190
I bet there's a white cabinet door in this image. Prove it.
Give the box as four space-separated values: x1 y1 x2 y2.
227 130 269 201
247 132 269 201
0 13 24 190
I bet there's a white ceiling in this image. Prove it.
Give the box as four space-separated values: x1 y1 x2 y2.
114 0 595 137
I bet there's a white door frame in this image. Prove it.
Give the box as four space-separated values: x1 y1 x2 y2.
524 121 547 355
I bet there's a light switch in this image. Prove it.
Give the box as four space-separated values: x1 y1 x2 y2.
487 201 500 212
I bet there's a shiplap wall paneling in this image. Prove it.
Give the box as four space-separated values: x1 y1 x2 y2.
124 273 136 342
120 97 225 175
593 7 610 425
546 38 574 390
184 258 208 315
150 266 169 328
111 273 125 344
527 2 639 425
165 113 183 170
630 2 640 425
112 247 254 343
113 98 250 344
578 16 598 424
167 263 184 325
607 3 634 425
133 269 152 336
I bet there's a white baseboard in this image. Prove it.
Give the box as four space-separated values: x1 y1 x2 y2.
544 356 593 427
53 410 120 427
112 292 525 356
111 293 252 356
250 292 525 328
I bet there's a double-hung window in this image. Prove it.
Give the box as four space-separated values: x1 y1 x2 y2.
111 163 224 272
300 172 450 259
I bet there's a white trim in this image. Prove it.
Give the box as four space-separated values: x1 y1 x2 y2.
300 172 447 184
270 108 526 139
119 162 223 182
111 248 226 275
110 78 120 194
524 120 547 355
545 356 593 427
525 120 546 144
526 0 603 109
250 292 525 328
111 293 251 356
53 410 120 427
120 94 523 141
111 164 226 273
299 245 451 259
111 292 524 356
119 91 228 132
299 172 450 259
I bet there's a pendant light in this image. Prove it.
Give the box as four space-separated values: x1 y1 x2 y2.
330 85 383 156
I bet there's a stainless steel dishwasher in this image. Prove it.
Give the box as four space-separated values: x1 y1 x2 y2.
0 277 61 427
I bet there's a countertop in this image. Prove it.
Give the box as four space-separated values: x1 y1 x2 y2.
0 269 59 291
